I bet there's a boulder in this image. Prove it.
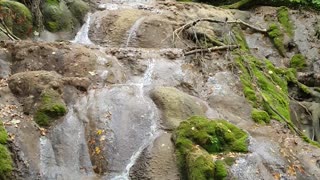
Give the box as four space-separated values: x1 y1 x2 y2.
150 87 207 130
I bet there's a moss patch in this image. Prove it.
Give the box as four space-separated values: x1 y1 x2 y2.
251 108 270 124
0 0 33 38
277 6 294 37
0 122 13 179
268 23 286 57
290 54 307 71
34 89 67 127
173 116 248 179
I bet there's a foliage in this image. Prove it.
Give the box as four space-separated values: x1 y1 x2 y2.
173 116 248 179
34 89 67 127
0 0 33 38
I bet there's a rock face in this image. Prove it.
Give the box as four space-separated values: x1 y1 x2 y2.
151 87 207 130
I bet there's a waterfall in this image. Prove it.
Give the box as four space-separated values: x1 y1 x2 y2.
71 13 93 45
125 17 146 47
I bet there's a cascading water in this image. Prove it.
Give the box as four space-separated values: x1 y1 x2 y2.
71 13 93 45
125 17 146 48
111 59 158 180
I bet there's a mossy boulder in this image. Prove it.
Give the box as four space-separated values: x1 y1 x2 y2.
290 54 307 71
68 0 90 24
42 0 74 32
34 89 67 127
151 87 207 130
173 116 248 179
0 0 32 38
0 123 13 179
42 0 89 32
251 108 270 124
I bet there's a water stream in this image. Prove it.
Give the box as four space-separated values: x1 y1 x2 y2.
71 13 93 45
125 17 146 48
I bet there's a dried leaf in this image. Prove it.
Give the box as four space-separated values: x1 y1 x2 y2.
95 147 101 155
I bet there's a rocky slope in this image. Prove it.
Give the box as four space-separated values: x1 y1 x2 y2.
0 0 320 180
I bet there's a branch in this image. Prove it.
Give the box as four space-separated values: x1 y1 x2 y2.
0 20 20 40
184 45 239 56
174 18 267 35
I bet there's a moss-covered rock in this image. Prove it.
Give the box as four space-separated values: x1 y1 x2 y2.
0 122 13 179
0 0 32 38
186 148 215 180
290 54 307 71
151 87 206 130
34 89 67 127
268 23 286 57
251 108 270 124
68 0 90 24
173 116 248 179
42 0 74 32
214 160 227 180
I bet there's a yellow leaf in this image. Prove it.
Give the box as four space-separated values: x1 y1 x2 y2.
95 147 101 155
97 129 103 135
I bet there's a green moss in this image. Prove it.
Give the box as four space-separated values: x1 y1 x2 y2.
268 23 286 57
0 122 13 179
173 116 248 179
290 54 307 71
234 52 290 123
251 108 270 124
223 156 236 166
186 148 215 180
277 6 294 37
34 89 67 127
68 0 90 24
0 0 33 38
0 123 8 144
214 160 227 180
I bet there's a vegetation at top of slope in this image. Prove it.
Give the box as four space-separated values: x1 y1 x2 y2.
177 0 320 11
173 116 248 179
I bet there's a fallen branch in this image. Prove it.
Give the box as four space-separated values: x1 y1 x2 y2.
0 20 20 40
184 45 238 56
174 18 267 35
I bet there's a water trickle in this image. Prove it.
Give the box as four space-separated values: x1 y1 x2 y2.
110 59 158 180
72 13 93 45
125 17 145 47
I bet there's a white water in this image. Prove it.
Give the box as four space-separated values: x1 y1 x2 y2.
125 17 146 47
71 13 93 45
111 59 158 180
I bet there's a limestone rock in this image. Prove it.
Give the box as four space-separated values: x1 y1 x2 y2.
151 86 207 130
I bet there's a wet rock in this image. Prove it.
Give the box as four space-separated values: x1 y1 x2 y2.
90 9 147 47
8 41 97 77
130 132 180 180
151 86 207 130
8 71 63 98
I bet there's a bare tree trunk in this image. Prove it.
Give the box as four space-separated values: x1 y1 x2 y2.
31 0 44 32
